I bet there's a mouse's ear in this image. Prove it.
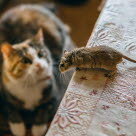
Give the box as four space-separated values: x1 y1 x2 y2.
64 50 69 55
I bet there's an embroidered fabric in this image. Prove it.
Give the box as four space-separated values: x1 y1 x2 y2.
46 0 136 135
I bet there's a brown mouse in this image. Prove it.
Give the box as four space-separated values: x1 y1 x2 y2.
59 46 136 76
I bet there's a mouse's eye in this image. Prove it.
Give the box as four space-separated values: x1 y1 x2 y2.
60 64 65 67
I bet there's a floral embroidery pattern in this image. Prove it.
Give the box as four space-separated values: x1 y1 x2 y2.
132 132 136 136
102 105 110 110
89 90 98 96
46 0 136 135
114 77 136 94
88 28 109 47
124 39 136 55
128 95 136 110
101 121 110 129
54 98 85 129
80 76 88 81
105 71 136 110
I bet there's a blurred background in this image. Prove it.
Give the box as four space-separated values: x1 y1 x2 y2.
0 0 102 47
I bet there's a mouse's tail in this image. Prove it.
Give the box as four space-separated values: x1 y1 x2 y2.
122 55 136 63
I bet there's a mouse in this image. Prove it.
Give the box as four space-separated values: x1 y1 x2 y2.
59 45 136 77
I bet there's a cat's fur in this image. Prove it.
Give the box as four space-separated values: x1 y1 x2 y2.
0 4 75 136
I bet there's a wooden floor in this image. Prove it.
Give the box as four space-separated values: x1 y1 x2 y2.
57 0 101 47
0 0 101 47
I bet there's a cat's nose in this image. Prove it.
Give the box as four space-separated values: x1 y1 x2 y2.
35 63 43 73
35 63 41 68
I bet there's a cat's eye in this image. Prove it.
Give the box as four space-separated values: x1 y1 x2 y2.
21 57 32 64
38 52 43 58
38 51 46 58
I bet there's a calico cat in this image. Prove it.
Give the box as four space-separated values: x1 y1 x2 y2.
0 4 75 136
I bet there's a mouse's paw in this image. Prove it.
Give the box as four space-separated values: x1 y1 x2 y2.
76 67 82 71
76 67 92 71
104 71 116 78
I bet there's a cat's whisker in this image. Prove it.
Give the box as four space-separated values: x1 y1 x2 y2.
53 64 61 80
56 71 61 80
24 75 35 87
24 78 30 88
58 72 63 81
63 72 69 83
60 72 67 84
64 72 69 83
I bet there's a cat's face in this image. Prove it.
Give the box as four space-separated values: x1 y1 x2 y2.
1 30 52 87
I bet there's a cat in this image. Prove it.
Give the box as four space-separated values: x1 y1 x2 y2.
0 4 75 136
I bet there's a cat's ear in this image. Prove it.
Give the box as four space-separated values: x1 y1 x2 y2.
1 42 13 57
34 28 44 44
